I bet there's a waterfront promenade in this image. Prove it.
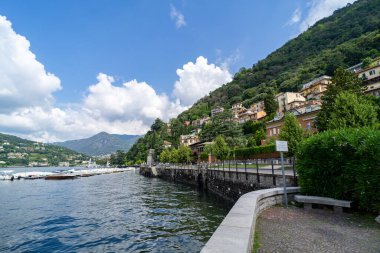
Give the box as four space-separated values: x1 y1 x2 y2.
256 206 380 252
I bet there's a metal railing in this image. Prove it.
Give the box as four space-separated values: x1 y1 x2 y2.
155 158 298 186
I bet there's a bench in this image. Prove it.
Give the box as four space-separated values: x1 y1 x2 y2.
295 195 351 213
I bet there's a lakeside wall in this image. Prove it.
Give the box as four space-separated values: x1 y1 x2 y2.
139 165 297 202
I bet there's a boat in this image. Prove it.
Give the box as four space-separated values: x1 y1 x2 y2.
78 173 95 177
0 170 14 180
24 174 45 179
45 174 77 180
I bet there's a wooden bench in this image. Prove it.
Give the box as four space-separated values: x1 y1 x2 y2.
295 195 351 213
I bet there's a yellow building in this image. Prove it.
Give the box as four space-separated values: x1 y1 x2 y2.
275 92 305 117
300 75 332 101
357 60 380 97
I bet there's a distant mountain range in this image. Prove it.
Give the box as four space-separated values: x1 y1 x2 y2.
0 132 88 167
55 132 141 156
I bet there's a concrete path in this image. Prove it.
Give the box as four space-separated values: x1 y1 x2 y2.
208 167 296 176
255 206 380 253
172 165 296 176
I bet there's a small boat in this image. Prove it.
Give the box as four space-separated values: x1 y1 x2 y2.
45 174 77 180
0 170 14 180
24 174 44 180
78 173 95 177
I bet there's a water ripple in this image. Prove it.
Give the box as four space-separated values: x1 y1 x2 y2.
0 170 231 252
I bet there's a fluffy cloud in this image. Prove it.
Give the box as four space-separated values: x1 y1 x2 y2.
0 15 229 142
0 15 61 113
170 4 186 28
84 73 186 124
299 0 356 32
0 71 188 142
0 106 149 142
173 56 232 106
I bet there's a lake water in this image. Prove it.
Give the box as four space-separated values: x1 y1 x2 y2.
0 168 231 252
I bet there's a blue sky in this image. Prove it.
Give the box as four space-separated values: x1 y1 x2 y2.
0 0 355 141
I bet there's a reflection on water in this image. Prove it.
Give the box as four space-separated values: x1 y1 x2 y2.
0 170 231 252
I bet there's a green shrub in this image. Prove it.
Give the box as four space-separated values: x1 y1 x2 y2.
200 152 209 161
234 144 276 159
296 128 380 212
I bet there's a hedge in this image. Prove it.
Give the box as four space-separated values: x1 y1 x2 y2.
234 144 276 159
296 128 380 212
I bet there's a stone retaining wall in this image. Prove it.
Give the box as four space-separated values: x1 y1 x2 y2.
201 187 300 253
140 165 297 202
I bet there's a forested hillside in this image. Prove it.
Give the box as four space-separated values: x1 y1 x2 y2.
180 0 380 121
55 132 140 156
126 0 380 163
0 133 88 167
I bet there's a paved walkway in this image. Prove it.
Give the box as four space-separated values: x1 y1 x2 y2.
255 206 380 253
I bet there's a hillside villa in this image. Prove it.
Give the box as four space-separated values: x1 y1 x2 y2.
167 57 380 153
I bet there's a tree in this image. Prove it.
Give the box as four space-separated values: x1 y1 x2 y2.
213 135 230 161
327 91 378 129
279 113 304 157
225 136 247 148
264 92 279 116
178 145 192 164
151 118 165 132
242 120 264 135
204 143 214 155
110 150 126 166
317 68 363 131
169 148 179 164
362 57 373 68
200 111 243 141
254 129 266 146
160 149 171 163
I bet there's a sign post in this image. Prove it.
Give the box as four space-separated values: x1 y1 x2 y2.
276 140 288 208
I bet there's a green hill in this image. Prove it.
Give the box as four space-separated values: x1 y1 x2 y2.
126 0 380 162
180 0 380 121
0 133 88 167
55 132 140 156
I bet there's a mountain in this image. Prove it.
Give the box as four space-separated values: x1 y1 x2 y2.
0 133 88 167
55 132 140 156
179 0 380 121
126 0 380 162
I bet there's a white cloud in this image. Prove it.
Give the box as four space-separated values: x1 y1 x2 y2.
215 49 241 70
0 72 188 142
173 56 232 106
299 0 356 32
170 4 186 28
0 15 231 142
0 15 61 113
286 8 302 26
0 106 149 142
84 73 186 124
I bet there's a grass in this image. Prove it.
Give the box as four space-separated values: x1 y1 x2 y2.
252 229 261 253
349 212 380 229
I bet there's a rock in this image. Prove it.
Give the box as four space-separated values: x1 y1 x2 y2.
376 215 380 224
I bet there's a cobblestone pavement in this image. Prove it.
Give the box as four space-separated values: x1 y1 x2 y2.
256 206 380 253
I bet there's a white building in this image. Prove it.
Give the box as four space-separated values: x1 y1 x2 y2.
275 92 306 117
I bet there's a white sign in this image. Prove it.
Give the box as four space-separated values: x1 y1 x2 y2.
276 140 288 152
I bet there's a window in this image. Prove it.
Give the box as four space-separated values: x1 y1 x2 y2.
273 128 276 135
307 122 311 130
277 128 280 134
369 70 376 76
269 129 272 136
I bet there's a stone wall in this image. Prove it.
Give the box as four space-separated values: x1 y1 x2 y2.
139 165 297 202
201 187 300 253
